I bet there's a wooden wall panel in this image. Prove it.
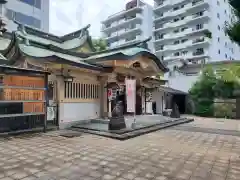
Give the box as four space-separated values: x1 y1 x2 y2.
3 75 45 88
2 89 44 101
23 102 45 113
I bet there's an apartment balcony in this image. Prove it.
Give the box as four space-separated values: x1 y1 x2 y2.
156 37 210 55
188 11 210 24
154 25 210 46
188 37 211 47
102 6 143 24
154 13 210 33
154 16 194 32
164 50 209 62
109 35 141 48
187 0 210 13
154 1 171 13
105 27 142 44
102 14 142 33
190 24 209 35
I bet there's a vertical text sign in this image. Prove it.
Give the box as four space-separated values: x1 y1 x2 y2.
125 79 136 113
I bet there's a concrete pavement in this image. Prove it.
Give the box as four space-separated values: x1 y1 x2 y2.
0 117 239 180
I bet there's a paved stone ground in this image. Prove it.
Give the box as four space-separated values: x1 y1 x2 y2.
0 117 239 180
181 115 240 132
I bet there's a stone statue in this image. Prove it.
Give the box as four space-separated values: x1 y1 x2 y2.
112 101 124 117
170 102 180 118
108 101 126 131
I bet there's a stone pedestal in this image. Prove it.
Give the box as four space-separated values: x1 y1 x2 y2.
108 101 126 130
108 116 126 130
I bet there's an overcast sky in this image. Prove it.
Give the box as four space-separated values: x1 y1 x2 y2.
50 0 153 37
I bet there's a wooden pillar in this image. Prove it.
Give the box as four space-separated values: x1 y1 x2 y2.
99 80 104 118
56 75 64 126
44 73 48 132
98 76 108 118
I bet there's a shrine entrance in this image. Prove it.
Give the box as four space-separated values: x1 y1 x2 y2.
108 81 143 116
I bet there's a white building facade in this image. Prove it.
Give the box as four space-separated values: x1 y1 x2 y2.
0 0 49 32
153 0 240 92
101 0 153 50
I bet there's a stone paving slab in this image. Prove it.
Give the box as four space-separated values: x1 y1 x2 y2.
181 115 240 132
0 124 239 180
170 126 240 137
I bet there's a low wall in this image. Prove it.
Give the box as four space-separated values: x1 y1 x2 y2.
214 99 236 119
59 102 100 129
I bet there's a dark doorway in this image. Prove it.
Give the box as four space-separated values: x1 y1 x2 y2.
172 94 186 114
135 94 142 115
152 102 157 114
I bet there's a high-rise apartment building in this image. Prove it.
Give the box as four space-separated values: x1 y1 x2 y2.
0 0 49 32
153 0 240 92
101 0 153 50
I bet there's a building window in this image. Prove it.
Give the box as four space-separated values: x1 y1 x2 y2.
174 52 180 56
6 9 41 29
181 39 188 43
225 54 228 59
218 37 220 42
173 29 179 33
156 33 165 39
181 51 188 55
195 11 204 17
173 40 180 45
225 42 227 47
193 48 204 56
218 50 221 54
217 13 220 19
181 16 185 20
64 82 99 99
196 24 203 30
173 18 179 22
160 45 164 50
225 10 227 14
173 6 179 11
217 1 220 5
181 27 188 31
218 25 221 30
19 0 41 9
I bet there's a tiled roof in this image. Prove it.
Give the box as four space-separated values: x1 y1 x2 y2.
0 23 168 72
14 21 95 51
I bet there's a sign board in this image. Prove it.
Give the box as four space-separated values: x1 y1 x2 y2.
47 107 55 121
125 79 136 113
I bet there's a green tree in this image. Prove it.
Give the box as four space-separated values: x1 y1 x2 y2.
92 38 107 52
226 0 240 45
208 63 240 83
189 67 216 116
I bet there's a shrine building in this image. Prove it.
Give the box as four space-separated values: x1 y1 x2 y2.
0 22 186 129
